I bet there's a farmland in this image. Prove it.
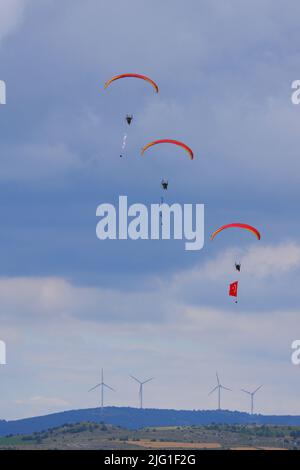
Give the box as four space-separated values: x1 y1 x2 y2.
0 422 298 450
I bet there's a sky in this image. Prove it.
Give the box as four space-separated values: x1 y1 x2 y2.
0 0 300 420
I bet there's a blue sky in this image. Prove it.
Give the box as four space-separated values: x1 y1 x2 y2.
0 0 300 419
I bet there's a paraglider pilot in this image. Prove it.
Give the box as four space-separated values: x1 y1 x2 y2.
126 115 133 125
235 263 241 272
161 179 168 191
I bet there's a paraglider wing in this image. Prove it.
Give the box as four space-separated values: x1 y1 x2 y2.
211 223 261 241
141 139 194 160
104 73 159 93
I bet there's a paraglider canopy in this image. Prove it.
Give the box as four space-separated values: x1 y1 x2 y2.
104 73 159 93
141 139 194 160
211 223 261 241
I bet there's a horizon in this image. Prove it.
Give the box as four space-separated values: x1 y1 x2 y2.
6 405 300 422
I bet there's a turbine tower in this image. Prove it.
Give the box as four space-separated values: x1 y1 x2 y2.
209 372 231 410
241 385 263 415
130 375 154 409
88 368 114 411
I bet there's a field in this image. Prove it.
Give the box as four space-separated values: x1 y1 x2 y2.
0 422 298 450
126 440 221 449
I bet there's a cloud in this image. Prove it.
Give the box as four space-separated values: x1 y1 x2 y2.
0 0 28 43
175 241 300 283
1 288 299 418
14 396 71 418
242 242 300 278
0 239 299 418
0 241 299 325
0 0 299 420
1 0 300 191
0 0 299 284
15 395 70 407
168 241 300 311
0 276 172 323
0 143 82 181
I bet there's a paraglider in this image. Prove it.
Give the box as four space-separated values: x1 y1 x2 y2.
141 140 194 226
104 74 159 158
141 139 193 205
141 139 193 225
104 73 159 93
141 139 194 160
211 223 260 301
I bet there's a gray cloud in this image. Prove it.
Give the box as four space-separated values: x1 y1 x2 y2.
0 0 299 419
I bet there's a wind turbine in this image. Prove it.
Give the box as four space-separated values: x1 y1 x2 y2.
88 368 114 411
130 375 154 409
241 385 263 415
209 372 231 410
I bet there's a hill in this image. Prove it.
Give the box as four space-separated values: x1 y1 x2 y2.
0 421 298 450
2 407 300 436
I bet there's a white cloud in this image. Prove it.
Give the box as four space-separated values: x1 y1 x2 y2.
0 276 169 323
15 395 70 407
14 396 71 418
0 261 299 419
0 0 28 42
2 298 299 418
173 241 300 285
242 242 300 278
0 242 298 324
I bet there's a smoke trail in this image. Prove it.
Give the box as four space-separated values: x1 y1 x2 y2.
122 133 127 150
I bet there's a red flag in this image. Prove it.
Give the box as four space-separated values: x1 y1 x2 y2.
229 281 238 297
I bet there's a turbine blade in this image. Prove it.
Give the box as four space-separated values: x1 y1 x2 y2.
253 385 263 394
142 378 154 385
208 385 218 396
130 375 141 384
221 386 232 391
88 383 101 392
103 383 115 391
216 372 220 385
241 389 251 395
